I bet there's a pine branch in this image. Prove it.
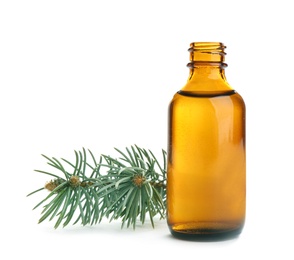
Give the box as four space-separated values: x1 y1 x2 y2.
27 145 167 229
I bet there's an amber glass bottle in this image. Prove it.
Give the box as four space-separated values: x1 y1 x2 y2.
167 42 246 240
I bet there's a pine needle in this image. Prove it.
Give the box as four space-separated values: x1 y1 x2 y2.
28 145 166 229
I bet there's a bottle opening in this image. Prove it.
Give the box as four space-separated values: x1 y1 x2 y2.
187 42 227 68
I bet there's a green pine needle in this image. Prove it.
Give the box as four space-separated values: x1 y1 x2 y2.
27 145 167 229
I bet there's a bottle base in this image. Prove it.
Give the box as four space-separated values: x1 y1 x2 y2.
169 222 244 241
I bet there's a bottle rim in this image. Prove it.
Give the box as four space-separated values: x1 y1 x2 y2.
189 42 226 51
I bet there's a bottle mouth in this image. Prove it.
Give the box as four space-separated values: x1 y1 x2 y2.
188 42 226 52
187 42 227 68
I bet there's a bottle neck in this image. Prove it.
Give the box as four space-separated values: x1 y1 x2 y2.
181 42 233 94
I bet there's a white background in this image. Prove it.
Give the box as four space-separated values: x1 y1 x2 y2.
1 0 293 259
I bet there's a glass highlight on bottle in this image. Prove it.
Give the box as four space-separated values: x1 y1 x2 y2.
167 42 246 240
